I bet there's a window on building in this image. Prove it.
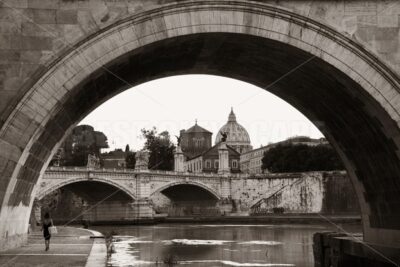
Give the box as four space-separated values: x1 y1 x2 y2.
214 160 219 169
206 160 211 168
193 138 204 147
232 160 238 168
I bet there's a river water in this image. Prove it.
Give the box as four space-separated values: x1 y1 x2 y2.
93 223 361 267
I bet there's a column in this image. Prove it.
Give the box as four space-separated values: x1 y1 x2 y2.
174 146 185 172
218 142 230 174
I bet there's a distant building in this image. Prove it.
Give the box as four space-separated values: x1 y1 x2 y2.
215 108 253 153
184 143 241 173
240 146 268 174
240 136 328 174
180 121 212 159
101 149 127 169
178 110 328 174
180 109 248 173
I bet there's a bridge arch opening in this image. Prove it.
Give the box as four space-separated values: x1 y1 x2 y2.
1 1 400 249
36 180 135 224
152 183 220 217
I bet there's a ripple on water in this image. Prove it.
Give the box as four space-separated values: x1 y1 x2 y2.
166 239 233 245
109 237 154 266
224 248 239 252
238 241 283 246
108 238 294 267
178 260 295 266
113 236 154 244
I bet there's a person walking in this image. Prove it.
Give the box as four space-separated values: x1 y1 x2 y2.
42 212 53 251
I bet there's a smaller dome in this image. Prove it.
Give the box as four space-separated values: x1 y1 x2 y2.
185 120 212 134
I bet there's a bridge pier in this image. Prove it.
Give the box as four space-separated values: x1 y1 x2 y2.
130 199 154 219
132 173 154 219
218 198 234 215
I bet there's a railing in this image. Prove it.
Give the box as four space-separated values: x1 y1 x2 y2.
45 166 347 180
250 177 306 214
45 166 240 178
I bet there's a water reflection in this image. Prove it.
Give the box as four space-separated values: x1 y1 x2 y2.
93 223 361 267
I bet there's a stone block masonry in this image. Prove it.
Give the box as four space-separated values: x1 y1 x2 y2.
231 172 359 215
1 0 400 253
1 0 400 125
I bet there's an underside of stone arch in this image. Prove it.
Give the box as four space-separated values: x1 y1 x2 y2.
37 181 136 224
157 183 220 216
1 1 400 250
36 177 136 201
152 181 221 201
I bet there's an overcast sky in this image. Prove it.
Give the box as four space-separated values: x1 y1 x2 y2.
80 75 323 151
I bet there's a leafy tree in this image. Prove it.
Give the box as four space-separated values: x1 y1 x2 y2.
50 125 108 167
262 143 344 173
141 127 176 170
125 151 136 169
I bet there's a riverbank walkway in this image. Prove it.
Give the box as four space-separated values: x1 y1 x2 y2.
0 226 106 267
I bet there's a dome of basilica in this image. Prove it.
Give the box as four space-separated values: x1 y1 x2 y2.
215 108 253 153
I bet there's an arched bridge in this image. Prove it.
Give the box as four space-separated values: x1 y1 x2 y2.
36 167 356 219
36 167 233 220
37 167 229 203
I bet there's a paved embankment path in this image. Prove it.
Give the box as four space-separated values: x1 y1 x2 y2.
0 227 106 267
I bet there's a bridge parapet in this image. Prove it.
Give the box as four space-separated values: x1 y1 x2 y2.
44 167 347 182
45 166 240 179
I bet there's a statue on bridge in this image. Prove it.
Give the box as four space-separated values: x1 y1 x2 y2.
135 149 150 171
87 154 100 168
175 135 182 147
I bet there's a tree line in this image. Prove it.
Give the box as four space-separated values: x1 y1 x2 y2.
51 124 344 172
50 125 176 170
261 143 344 173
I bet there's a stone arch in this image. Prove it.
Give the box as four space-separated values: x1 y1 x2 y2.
1 1 400 249
35 176 137 201
150 181 221 200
